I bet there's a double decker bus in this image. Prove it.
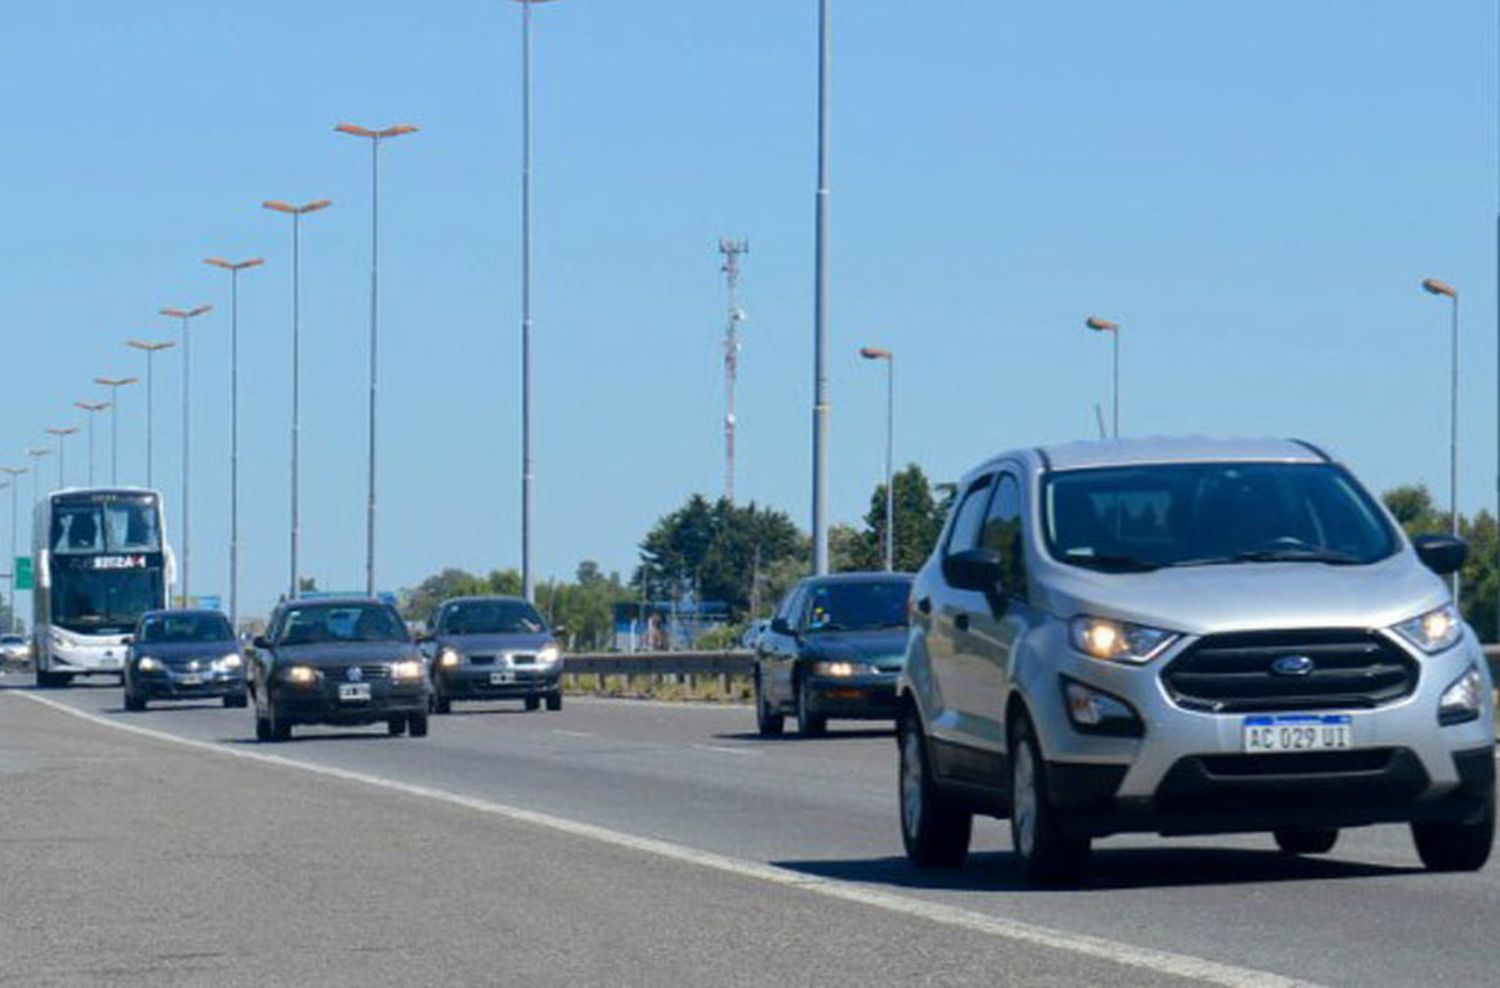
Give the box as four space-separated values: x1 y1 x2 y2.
33 488 174 687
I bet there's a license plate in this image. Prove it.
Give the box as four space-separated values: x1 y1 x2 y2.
100 656 119 668
490 671 515 686
179 674 203 686
338 683 372 703
1243 715 1352 753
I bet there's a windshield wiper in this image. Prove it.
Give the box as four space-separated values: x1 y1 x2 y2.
1062 553 1163 573
1171 549 1363 567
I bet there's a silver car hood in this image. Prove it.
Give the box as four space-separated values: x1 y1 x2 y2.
1035 553 1448 636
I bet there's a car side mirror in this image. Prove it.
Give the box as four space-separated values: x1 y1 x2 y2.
945 547 1004 593
1413 534 1468 577
770 616 793 637
252 635 271 651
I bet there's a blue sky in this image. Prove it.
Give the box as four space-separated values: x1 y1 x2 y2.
0 1 1496 618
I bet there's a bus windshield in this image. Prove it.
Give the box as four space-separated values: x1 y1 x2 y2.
51 569 164 634
51 498 162 556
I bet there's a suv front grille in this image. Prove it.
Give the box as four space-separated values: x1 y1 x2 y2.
1162 629 1418 713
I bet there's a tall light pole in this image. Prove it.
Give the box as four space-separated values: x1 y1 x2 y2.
811 0 832 576
859 346 894 571
336 122 418 596
1422 277 1460 597
45 427 79 488
513 0 559 601
205 257 264 627
126 341 175 488
93 376 137 485
263 198 332 599
1 467 24 633
161 304 212 605
1085 316 1120 438
73 402 109 486
26 449 50 505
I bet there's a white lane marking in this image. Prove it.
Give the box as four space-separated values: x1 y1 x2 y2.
14 691 1318 988
692 744 759 757
551 729 594 739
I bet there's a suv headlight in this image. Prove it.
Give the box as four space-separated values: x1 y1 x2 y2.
1069 616 1178 664
437 648 462 669
1393 604 1463 654
392 659 424 681
137 656 162 673
215 654 242 672
1439 664 1485 726
537 644 561 666
812 660 877 677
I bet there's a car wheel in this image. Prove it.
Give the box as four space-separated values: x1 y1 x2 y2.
35 668 57 689
1009 713 1091 885
1413 789 1495 872
524 696 541 712
796 677 827 737
545 691 562 712
755 672 784 738
1274 828 1338 855
388 717 407 736
124 689 146 713
223 693 248 709
898 705 971 867
432 693 452 715
408 712 429 738
273 720 292 742
255 714 273 742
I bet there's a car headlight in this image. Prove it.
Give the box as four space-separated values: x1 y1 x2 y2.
537 644 561 665
811 660 877 677
216 654 242 672
1069 616 1178 664
438 648 461 669
284 665 317 685
136 656 162 673
1393 604 1463 654
392 659 424 681
1439 664 1485 726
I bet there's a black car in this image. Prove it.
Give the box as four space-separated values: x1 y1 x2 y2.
423 596 563 714
754 572 914 737
124 609 247 711
250 597 429 742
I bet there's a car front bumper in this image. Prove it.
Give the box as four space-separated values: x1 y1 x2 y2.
804 673 900 719
436 664 562 700
274 682 428 725
136 670 245 701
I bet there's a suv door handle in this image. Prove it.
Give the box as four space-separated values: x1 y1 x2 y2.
916 597 932 615
955 613 970 632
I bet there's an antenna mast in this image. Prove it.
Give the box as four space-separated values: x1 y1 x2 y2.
719 238 749 502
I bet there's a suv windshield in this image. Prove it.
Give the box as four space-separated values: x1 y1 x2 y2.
802 579 912 633
439 600 546 635
1044 462 1398 571
278 604 409 645
139 612 233 644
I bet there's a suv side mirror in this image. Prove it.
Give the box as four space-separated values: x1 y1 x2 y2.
770 616 794 637
252 635 271 651
1413 534 1468 577
945 547 1004 593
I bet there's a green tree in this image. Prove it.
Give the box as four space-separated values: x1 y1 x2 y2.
1382 484 1496 643
400 568 490 621
858 464 947 572
637 495 804 619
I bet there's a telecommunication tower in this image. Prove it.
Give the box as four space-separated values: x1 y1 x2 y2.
719 238 749 502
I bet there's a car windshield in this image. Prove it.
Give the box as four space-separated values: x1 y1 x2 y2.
1043 462 1398 571
0 635 22 645
139 612 233 644
278 604 409 645
439 600 546 635
803 580 912 633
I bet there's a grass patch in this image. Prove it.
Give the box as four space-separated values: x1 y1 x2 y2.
564 673 752 704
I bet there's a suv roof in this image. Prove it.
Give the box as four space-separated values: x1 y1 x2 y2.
972 436 1330 477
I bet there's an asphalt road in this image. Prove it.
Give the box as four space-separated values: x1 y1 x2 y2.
3 672 1497 987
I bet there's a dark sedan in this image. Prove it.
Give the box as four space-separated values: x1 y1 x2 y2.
124 609 247 711
250 597 429 742
755 572 914 737
423 596 563 713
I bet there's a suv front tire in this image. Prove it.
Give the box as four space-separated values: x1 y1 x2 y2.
898 706 971 868
1009 713 1091 884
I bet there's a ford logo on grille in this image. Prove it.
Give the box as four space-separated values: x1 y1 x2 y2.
1271 655 1315 677
346 666 363 683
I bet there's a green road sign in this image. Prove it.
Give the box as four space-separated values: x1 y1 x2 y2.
15 557 32 591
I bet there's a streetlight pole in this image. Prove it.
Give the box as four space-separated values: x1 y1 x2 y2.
860 347 894 571
513 0 559 601
45 427 78 488
811 0 832 576
205 257 264 628
161 305 213 605
126 341 175 488
26 448 50 504
263 198 332 599
1422 278 1460 598
1085 316 1120 438
93 376 137 485
73 402 109 486
1 467 25 633
337 123 417 597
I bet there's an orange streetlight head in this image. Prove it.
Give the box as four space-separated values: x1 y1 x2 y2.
127 339 175 353
0 467 27 477
205 257 265 271
26 448 49 459
1085 316 1119 333
74 401 109 412
45 427 79 438
1422 278 1457 299
263 199 331 215
160 305 212 320
859 347 892 361
95 375 139 387
336 122 418 140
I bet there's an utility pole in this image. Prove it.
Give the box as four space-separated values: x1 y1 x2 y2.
810 0 832 575
719 238 749 503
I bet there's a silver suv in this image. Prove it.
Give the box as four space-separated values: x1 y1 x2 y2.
897 437 1494 883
